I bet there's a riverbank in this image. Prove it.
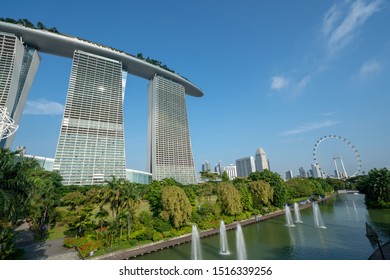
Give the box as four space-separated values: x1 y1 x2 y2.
92 192 337 260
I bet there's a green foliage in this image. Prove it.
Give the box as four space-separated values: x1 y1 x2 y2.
200 170 220 181
221 171 230 182
286 178 314 198
238 186 253 212
64 236 103 258
216 182 243 216
357 168 390 208
248 180 274 208
0 17 59 33
0 148 61 257
249 170 288 207
161 186 192 228
145 181 163 217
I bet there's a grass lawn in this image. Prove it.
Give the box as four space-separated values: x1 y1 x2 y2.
47 200 151 241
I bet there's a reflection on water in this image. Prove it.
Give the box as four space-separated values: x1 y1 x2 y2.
135 193 390 260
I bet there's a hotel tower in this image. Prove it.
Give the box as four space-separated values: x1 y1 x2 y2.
53 50 126 185
147 75 197 185
0 32 40 148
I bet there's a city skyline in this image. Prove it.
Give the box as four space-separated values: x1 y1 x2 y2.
2 0 390 178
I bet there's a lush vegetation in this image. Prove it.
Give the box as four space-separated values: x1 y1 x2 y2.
0 149 62 259
0 18 184 79
8 147 387 259
356 168 390 208
0 17 59 33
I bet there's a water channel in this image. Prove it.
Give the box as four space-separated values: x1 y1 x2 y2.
135 193 390 260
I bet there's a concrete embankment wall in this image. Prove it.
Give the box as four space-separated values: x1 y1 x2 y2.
93 192 337 260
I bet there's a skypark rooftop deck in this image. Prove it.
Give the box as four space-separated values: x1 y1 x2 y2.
0 21 203 97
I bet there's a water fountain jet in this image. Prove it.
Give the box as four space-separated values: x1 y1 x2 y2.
236 223 247 260
191 224 202 260
219 221 230 255
294 202 303 223
312 202 326 229
284 205 295 227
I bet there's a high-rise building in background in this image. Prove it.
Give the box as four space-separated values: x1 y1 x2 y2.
224 164 237 180
255 147 269 172
0 32 40 148
214 161 223 175
311 163 323 178
285 170 293 180
147 75 197 185
202 161 211 172
236 156 256 178
299 167 307 178
54 50 126 185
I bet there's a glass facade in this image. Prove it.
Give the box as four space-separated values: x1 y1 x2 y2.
126 169 152 185
54 50 126 185
147 75 197 185
0 32 40 148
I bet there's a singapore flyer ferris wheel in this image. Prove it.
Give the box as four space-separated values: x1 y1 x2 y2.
313 135 362 179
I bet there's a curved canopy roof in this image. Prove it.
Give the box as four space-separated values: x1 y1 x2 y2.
0 21 203 97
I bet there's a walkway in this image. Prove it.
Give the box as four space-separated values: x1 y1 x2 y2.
14 222 80 260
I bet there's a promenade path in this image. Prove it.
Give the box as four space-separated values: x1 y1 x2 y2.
14 222 80 260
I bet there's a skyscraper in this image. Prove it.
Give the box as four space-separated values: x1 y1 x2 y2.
311 163 323 179
147 75 197 185
214 161 223 176
236 156 256 177
224 164 237 180
255 147 269 172
54 50 126 185
299 167 307 178
202 161 211 172
0 32 40 148
285 170 293 180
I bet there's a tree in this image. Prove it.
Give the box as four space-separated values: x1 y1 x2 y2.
0 149 40 258
357 168 390 208
200 170 219 181
249 170 287 208
221 171 230 182
216 182 243 216
248 180 274 208
27 170 61 239
286 178 314 198
161 186 192 228
121 183 141 240
145 180 163 217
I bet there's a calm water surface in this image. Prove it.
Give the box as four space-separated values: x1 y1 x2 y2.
135 193 390 260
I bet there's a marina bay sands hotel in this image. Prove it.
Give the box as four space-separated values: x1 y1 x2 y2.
0 21 203 185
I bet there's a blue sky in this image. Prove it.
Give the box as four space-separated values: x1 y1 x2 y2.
3 0 390 178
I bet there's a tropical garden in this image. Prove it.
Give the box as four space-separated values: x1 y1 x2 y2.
1 147 389 259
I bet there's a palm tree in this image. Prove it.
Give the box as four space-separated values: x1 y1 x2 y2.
121 182 141 240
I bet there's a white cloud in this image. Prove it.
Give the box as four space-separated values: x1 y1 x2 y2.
270 76 289 91
322 0 383 53
358 59 382 78
24 99 64 115
281 120 340 136
293 76 311 94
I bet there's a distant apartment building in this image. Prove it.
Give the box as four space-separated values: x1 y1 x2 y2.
299 167 307 178
255 147 269 172
236 156 256 178
214 161 223 175
202 161 211 172
285 170 293 180
311 163 323 178
224 164 237 180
